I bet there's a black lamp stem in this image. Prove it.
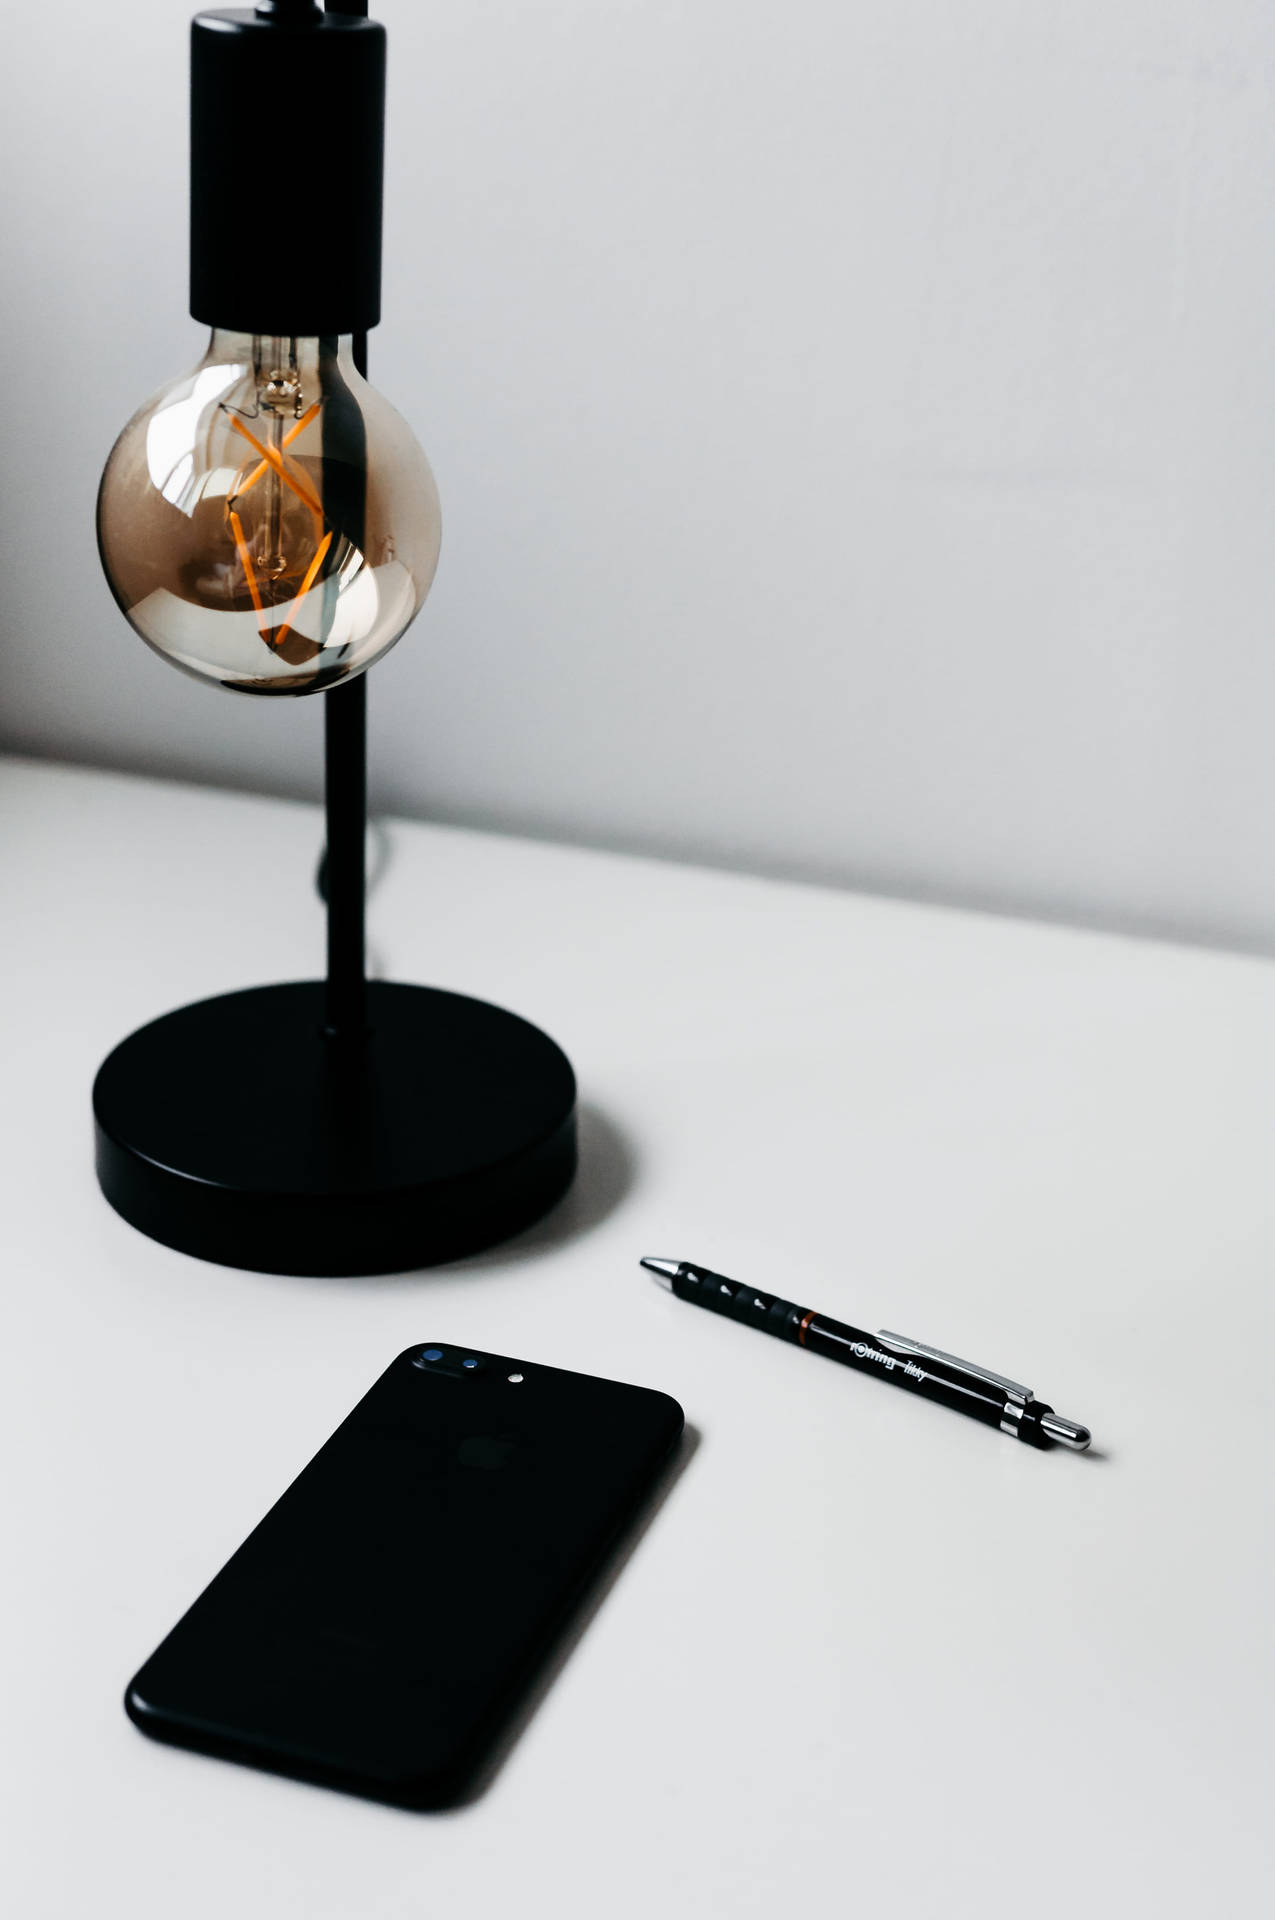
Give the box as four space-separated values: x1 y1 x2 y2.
322 325 370 1039
323 682 367 1038
322 0 370 1040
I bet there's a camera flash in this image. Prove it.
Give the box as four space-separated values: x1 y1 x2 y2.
507 1372 524 1384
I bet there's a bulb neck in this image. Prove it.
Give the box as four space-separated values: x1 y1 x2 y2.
204 327 358 354
202 331 363 396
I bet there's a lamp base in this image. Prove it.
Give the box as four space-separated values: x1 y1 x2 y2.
93 981 577 1276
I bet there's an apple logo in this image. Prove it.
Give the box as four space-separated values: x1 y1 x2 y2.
457 1435 517 1471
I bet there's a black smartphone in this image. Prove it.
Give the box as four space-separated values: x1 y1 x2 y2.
125 1343 684 1808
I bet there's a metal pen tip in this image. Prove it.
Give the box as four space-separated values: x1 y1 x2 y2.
640 1257 680 1290
1041 1410 1091 1451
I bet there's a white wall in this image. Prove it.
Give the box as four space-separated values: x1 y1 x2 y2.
5 1 1275 947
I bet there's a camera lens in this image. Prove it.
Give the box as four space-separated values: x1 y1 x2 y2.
421 1347 443 1362
462 1356 479 1370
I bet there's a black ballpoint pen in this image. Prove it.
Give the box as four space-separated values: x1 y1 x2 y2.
641 1257 1092 1450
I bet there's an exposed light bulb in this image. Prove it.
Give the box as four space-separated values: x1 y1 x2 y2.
97 329 440 694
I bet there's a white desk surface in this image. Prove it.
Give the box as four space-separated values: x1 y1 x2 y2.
4 753 1273 1918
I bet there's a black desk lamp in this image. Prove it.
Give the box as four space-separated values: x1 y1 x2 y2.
92 0 577 1275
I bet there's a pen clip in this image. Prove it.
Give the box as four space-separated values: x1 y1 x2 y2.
876 1330 1032 1404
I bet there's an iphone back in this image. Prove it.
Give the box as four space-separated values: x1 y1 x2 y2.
125 1343 684 1808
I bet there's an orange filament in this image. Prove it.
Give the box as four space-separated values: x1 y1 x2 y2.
228 510 267 626
235 401 322 502
271 529 334 653
226 402 332 657
229 414 323 516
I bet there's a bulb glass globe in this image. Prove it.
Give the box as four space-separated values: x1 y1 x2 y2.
97 330 441 694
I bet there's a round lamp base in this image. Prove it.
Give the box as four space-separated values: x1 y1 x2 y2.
93 981 577 1276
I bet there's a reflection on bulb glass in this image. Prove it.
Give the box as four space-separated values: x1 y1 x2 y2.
97 331 441 694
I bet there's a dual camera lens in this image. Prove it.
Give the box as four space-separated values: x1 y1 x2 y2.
413 1346 524 1383
413 1345 483 1375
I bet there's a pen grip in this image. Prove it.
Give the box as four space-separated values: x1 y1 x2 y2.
673 1264 807 1342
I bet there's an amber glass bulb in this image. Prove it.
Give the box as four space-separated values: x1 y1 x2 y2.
97 331 441 694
